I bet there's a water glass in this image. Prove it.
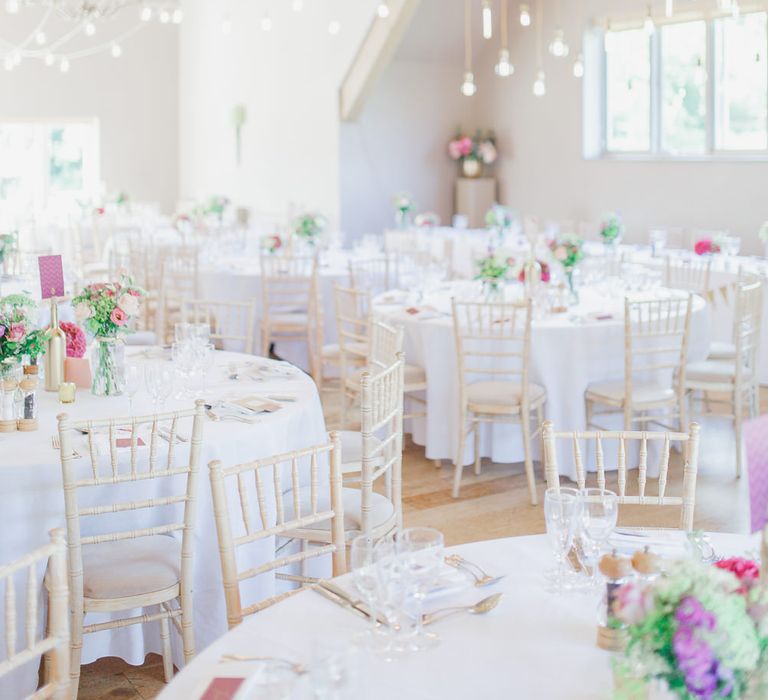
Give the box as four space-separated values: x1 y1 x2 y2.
124 364 141 414
579 488 619 589
145 362 173 412
544 487 582 593
350 535 382 649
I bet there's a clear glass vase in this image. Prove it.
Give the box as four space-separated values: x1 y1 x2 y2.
91 337 125 397
395 210 412 230
565 268 579 304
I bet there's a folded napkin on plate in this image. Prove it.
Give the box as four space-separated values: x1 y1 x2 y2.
229 396 282 413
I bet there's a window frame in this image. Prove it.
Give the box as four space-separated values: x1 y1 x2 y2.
592 10 768 161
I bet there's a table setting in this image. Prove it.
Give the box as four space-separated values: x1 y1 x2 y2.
155 489 767 700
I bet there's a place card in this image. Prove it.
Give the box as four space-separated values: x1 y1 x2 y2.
38 255 64 299
199 677 245 700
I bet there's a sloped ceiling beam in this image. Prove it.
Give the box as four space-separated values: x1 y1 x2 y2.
340 0 422 122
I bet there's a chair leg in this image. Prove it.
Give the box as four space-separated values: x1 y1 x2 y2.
68 612 84 699
734 390 744 479
433 459 442 468
473 419 482 476
453 412 468 499
159 615 173 683
521 408 537 506
260 327 269 357
180 591 195 664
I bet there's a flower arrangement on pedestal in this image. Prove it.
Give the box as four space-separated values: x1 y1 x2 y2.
448 130 497 178
72 279 143 396
601 213 624 246
414 212 441 228
393 194 414 229
613 557 768 699
0 294 46 365
293 213 327 247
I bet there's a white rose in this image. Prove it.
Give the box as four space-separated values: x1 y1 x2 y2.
118 293 139 317
74 302 92 322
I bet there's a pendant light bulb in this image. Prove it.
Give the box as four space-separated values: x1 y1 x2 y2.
644 6 655 35
139 6 152 21
495 49 514 77
533 70 546 96
377 2 390 19
519 3 531 26
482 1 493 39
548 29 569 58
461 71 477 96
573 54 584 78
665 0 673 18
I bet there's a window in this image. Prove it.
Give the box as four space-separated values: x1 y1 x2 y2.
597 11 768 158
0 120 99 223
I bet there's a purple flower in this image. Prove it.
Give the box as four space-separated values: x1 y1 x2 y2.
676 596 715 630
0 324 5 337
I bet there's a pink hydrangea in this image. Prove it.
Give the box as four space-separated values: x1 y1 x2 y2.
59 322 86 359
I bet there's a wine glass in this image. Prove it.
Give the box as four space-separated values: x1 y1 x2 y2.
192 342 215 397
579 488 619 589
350 535 382 650
124 364 141 415
145 362 172 412
397 527 444 651
373 537 409 660
544 487 581 593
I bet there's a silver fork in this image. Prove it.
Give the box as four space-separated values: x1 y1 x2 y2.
445 554 504 587
51 435 82 459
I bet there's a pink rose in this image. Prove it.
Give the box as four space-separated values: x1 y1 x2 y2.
8 323 26 342
448 140 462 160
118 293 139 317
458 136 473 157
554 246 567 261
110 307 128 326
74 302 92 323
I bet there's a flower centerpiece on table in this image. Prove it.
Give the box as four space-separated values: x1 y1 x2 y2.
393 193 414 230
204 196 231 225
549 233 585 302
414 211 441 228
0 294 47 369
263 234 283 255
613 557 768 699
72 279 143 397
485 204 516 247
601 213 624 247
292 213 327 248
694 239 721 256
518 260 551 283
448 130 497 178
0 232 16 268
474 250 511 298
59 321 90 388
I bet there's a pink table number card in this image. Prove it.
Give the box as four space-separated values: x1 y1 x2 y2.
744 415 768 533
38 255 64 299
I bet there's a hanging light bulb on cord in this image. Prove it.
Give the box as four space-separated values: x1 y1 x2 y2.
495 0 513 77
533 0 545 95
519 3 531 27
644 5 655 35
377 2 390 19
461 72 478 96
548 28 569 57
482 0 493 39
533 70 546 96
460 0 477 96
573 54 584 78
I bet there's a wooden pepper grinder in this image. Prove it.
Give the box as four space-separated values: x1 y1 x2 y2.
597 550 633 651
632 546 662 584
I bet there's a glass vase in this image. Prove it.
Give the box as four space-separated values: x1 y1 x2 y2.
482 279 504 301
91 337 125 397
565 268 579 304
395 210 412 230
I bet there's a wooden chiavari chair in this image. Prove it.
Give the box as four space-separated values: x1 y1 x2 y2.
348 256 399 296
542 421 701 531
259 252 318 375
586 295 693 433
208 434 346 630
56 401 206 696
159 247 200 344
664 256 712 296
181 298 256 354
685 279 763 477
452 298 546 504
0 529 69 700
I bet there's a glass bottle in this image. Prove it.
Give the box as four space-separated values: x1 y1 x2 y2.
0 361 21 432
17 365 38 431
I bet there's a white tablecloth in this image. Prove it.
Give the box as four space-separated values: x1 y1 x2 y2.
374 284 710 475
156 531 758 700
199 254 350 370
0 347 328 699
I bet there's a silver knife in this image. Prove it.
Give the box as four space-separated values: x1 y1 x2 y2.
317 580 388 625
312 584 371 621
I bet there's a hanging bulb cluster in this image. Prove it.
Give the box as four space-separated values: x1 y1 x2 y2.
548 28 569 58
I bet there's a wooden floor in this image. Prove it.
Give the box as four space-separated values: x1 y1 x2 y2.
77 393 751 698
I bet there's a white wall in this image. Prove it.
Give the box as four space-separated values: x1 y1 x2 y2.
0 19 179 213
178 0 377 228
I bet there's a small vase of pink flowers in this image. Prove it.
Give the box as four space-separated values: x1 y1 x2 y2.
72 279 143 397
448 130 497 178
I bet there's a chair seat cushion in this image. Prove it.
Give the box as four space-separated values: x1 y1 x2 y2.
585 380 675 404
287 487 395 533
707 341 736 360
337 430 384 474
82 535 181 600
685 360 740 384
321 342 368 359
466 380 545 411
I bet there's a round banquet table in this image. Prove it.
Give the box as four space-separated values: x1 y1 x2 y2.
0 347 328 699
199 251 351 371
155 531 758 700
373 283 710 477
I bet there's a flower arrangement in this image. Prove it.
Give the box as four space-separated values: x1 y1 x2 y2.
475 251 511 284
518 260 551 283
613 558 768 699
0 294 46 363
173 213 193 233
695 239 721 256
264 234 283 254
293 213 326 245
393 193 414 217
414 212 441 228
0 232 16 265
550 233 585 270
205 196 231 221
601 213 624 245
59 322 86 359
72 279 143 339
485 204 515 232
447 130 498 166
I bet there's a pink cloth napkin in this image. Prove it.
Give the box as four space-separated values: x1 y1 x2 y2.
744 415 768 532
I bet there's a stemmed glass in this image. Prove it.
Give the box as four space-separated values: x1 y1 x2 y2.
145 363 173 412
372 537 409 661
579 488 619 590
124 365 141 415
544 487 582 593
192 342 215 397
398 527 444 651
349 535 383 650
171 342 195 399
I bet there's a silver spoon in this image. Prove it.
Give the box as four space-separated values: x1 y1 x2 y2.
219 654 306 675
445 555 504 587
422 592 503 626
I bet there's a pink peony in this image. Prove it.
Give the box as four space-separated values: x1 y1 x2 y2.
715 557 760 593
7 323 26 342
448 140 463 160
110 307 128 326
118 293 139 317
458 136 473 157
694 239 720 256
59 322 87 359
478 140 497 164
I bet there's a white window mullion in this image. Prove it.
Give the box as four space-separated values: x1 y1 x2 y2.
706 19 716 153
650 29 662 154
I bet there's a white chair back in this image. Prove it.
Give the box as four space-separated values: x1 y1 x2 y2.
664 256 711 295
348 256 399 295
181 298 256 354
